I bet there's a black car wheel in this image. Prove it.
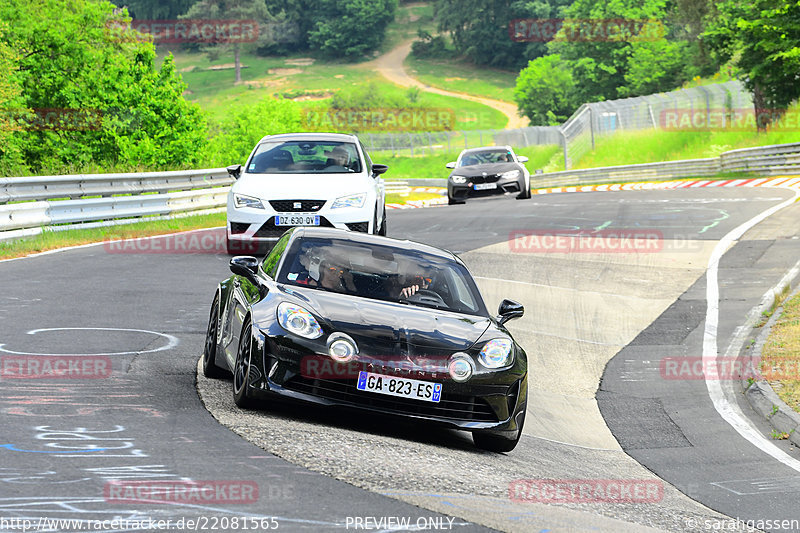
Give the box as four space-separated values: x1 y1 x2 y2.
226 236 237 255
202 294 226 378
448 195 463 205
233 319 256 408
516 177 532 200
473 402 526 453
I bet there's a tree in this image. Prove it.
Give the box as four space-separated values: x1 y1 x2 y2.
112 0 197 20
0 22 25 173
434 0 570 69
307 0 397 59
514 54 577 125
180 0 271 84
704 0 800 131
0 0 207 174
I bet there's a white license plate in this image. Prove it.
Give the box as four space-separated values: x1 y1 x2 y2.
474 183 497 191
275 214 319 226
356 371 442 403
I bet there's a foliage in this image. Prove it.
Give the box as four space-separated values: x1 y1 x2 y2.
112 0 197 20
514 54 577 125
0 0 207 175
329 81 417 110
0 22 25 173
411 29 450 58
307 0 397 59
704 0 800 128
205 97 302 166
433 0 570 69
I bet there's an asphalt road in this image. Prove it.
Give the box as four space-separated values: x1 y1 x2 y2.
1 186 798 532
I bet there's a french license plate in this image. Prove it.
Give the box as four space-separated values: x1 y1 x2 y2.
473 183 497 191
274 214 319 226
356 371 442 403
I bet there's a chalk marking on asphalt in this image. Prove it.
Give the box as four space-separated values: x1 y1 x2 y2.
703 187 800 473
0 327 179 356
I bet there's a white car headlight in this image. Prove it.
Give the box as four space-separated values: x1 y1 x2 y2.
277 302 323 339
332 193 366 209
234 193 265 209
450 175 467 184
479 338 514 369
500 170 521 180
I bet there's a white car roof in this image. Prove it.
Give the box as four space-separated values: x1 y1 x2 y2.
255 132 360 145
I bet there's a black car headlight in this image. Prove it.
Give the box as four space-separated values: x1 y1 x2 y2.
277 302 323 339
448 353 475 382
479 338 514 369
327 332 358 363
450 175 467 184
499 170 520 180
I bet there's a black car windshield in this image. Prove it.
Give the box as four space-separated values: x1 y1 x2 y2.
457 150 513 167
246 140 362 174
277 237 488 316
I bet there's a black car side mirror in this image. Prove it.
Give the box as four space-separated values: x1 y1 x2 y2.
227 164 242 179
372 164 388 176
230 256 260 285
497 299 524 325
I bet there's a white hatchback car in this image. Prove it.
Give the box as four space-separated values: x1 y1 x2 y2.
225 133 388 254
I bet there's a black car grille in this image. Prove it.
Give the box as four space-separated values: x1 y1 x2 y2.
470 174 500 184
229 222 250 234
254 216 335 238
269 200 325 212
284 375 498 422
346 222 369 233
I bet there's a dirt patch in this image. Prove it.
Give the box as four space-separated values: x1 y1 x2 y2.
207 63 249 71
268 68 303 76
290 92 334 102
445 77 466 82
334 74 345 79
285 58 315 66
242 78 286 89
179 66 197 73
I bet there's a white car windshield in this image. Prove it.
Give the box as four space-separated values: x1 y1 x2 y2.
247 141 362 174
457 150 513 167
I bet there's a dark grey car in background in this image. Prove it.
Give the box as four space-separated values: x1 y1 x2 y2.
446 146 531 204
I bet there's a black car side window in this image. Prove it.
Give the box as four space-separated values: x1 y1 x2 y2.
263 234 290 279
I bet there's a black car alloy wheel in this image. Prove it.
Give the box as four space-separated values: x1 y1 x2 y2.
473 401 526 453
202 294 225 378
233 319 256 408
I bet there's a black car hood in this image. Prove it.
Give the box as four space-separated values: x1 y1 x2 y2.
451 162 521 177
283 286 491 353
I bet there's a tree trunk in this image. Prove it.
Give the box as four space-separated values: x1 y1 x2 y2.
235 46 241 85
753 83 767 133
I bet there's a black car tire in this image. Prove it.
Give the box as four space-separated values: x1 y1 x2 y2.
226 236 237 255
516 178 532 200
378 207 387 236
472 402 526 453
202 294 226 378
448 195 463 205
233 319 256 409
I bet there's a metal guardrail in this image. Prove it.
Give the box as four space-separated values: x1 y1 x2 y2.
535 142 800 188
2 143 799 242
0 168 232 241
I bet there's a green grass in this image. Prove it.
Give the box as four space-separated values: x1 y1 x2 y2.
0 212 227 260
761 291 800 414
573 117 800 170
380 145 561 180
161 49 507 131
405 55 518 104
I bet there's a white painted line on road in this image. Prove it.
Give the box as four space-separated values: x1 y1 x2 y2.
703 187 800 473
0 327 179 356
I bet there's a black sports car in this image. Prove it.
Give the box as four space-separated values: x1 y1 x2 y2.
202 227 528 452
446 145 532 204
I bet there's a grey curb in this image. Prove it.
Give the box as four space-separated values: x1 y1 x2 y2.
741 282 800 447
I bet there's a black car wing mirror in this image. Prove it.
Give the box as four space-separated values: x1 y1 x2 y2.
372 164 388 177
226 164 242 179
230 256 260 286
497 299 524 325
